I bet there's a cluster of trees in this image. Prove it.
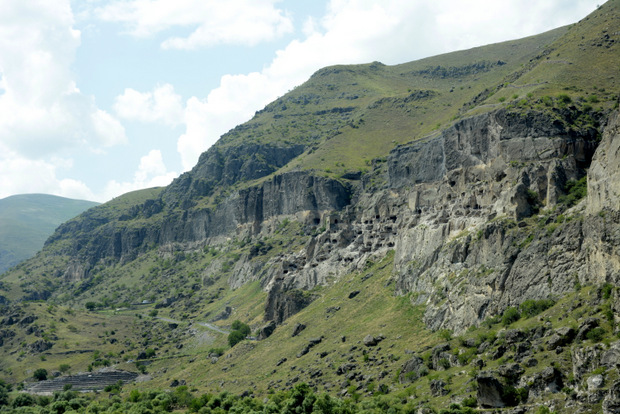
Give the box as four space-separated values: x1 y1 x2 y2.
227 320 251 348
0 382 479 413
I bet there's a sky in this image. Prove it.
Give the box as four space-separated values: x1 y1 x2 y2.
0 0 601 203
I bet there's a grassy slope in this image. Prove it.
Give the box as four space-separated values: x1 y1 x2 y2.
0 2 618 409
0 194 98 274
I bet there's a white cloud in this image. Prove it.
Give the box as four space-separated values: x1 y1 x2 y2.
0 147 96 201
102 150 177 201
113 84 184 126
0 0 127 160
96 0 293 49
170 0 599 171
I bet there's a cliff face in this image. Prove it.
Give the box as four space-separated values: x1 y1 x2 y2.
7 0 618 338
36 105 619 335
253 107 610 333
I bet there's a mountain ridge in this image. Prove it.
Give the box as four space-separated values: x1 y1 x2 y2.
0 193 98 275
0 2 619 412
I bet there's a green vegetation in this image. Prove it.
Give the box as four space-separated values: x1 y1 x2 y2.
0 3 617 413
32 368 48 381
502 307 521 326
228 320 251 347
559 176 587 207
0 194 98 273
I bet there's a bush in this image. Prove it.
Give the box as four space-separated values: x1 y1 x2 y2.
438 329 453 341
33 368 48 381
602 283 614 300
462 396 477 407
557 94 572 105
559 176 587 206
520 299 555 318
12 393 36 408
231 320 251 336
228 330 246 348
586 327 606 342
502 307 521 326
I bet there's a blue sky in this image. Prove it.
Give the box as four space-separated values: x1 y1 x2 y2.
0 0 600 202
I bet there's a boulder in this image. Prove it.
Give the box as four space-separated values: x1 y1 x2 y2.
430 379 448 397
291 323 306 337
258 320 277 340
498 363 524 383
576 318 600 341
363 334 384 347
28 340 53 354
504 329 526 344
588 374 605 391
603 380 620 414
336 363 357 375
547 327 575 350
572 344 603 381
602 341 620 369
524 367 563 399
477 374 506 408
399 356 426 383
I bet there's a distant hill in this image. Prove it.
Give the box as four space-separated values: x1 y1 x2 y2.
0 194 98 274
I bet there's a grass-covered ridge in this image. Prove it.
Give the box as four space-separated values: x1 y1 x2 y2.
0 194 98 275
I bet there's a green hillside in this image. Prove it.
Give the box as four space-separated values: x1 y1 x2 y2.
0 194 98 274
0 1 618 413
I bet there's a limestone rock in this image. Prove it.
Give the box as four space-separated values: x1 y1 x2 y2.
291 323 306 337
430 379 448 397
399 356 426 383
257 320 276 340
477 374 506 408
603 380 620 414
363 334 384 347
588 374 605 391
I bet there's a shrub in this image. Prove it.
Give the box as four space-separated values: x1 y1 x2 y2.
12 393 36 408
502 307 521 326
602 283 614 300
33 368 48 381
520 299 555 318
557 94 572 105
462 396 477 407
587 327 606 342
438 329 453 341
228 330 246 348
231 320 251 337
559 176 587 206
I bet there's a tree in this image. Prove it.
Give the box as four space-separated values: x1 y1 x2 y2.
228 330 246 348
33 368 48 381
85 302 97 311
231 320 251 336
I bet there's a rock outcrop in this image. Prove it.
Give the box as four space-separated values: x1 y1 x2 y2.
31 106 620 332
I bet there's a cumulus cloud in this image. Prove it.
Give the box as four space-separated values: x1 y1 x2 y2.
96 0 293 49
101 150 177 201
170 0 599 171
0 0 127 159
0 147 95 201
114 84 184 126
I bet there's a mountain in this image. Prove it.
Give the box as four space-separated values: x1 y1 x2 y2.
0 2 619 412
0 194 98 274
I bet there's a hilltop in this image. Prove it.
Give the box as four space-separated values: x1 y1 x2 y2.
0 194 98 275
0 1 619 413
